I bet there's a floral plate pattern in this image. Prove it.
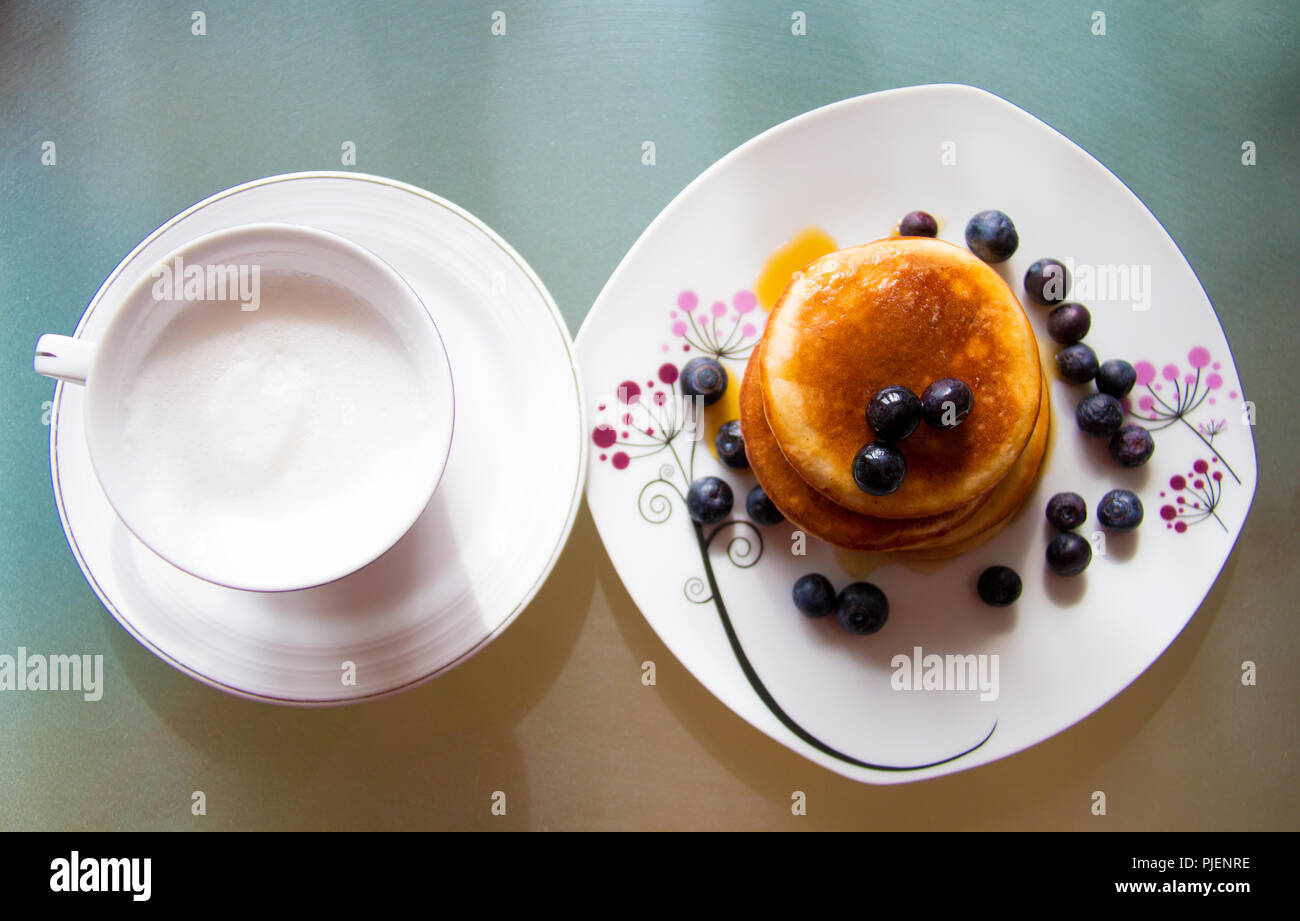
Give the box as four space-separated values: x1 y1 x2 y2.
577 85 1257 783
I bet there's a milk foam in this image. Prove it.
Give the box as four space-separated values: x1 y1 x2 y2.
116 272 438 577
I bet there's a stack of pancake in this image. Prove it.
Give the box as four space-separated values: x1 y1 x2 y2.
740 236 1050 558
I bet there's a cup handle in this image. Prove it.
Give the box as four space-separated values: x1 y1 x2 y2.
34 334 97 385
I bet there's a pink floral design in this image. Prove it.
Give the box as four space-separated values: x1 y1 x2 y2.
590 363 689 470
595 359 707 476
670 289 762 360
1158 458 1227 532
1129 346 1241 485
597 292 766 471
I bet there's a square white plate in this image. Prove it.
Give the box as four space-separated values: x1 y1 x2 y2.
577 84 1257 783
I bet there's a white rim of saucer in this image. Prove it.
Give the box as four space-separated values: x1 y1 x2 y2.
48 171 588 706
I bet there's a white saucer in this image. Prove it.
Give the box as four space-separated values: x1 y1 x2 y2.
50 172 586 704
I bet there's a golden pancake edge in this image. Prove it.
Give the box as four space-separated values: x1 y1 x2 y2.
741 344 1049 553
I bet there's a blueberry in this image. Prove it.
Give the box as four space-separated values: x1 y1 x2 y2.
1046 532 1092 576
1109 424 1155 468
1097 489 1143 531
866 385 922 442
714 420 748 469
793 574 836 618
1076 392 1124 438
1096 359 1137 398
852 441 907 495
977 565 1022 606
680 357 728 406
1024 258 1070 305
1046 491 1088 530
920 378 973 430
746 484 785 526
686 476 733 524
965 210 1019 263
898 210 938 237
1047 302 1092 345
1056 343 1099 384
835 582 889 635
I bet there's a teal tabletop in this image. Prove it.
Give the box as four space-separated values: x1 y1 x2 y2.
1 0 1297 829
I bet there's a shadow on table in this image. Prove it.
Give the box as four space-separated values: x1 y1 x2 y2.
102 505 599 830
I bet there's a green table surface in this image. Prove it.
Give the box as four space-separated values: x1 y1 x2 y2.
2 0 1297 830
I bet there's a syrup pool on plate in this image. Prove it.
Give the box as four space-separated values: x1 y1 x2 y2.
703 227 839 460
753 226 838 310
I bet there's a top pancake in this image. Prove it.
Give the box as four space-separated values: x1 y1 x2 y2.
760 237 1042 518
740 342 996 551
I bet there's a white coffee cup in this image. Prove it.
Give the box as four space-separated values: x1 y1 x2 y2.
35 223 455 592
